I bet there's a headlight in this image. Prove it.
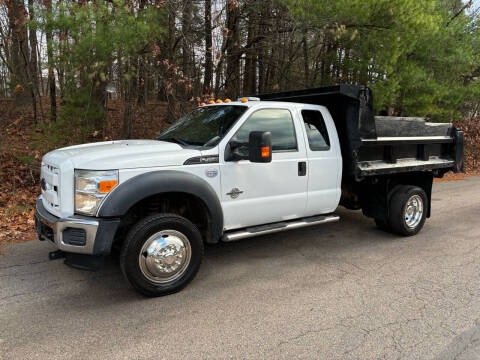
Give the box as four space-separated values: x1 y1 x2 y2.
74 170 118 215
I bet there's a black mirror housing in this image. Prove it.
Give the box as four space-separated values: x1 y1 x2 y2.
248 131 272 163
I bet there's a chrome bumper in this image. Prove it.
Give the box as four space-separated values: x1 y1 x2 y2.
35 196 99 254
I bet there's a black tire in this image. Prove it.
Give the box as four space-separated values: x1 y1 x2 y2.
388 185 427 236
374 218 390 231
120 213 204 297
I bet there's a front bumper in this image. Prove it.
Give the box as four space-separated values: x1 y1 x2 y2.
34 196 120 255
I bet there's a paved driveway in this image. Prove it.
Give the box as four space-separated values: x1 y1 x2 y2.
1 177 480 359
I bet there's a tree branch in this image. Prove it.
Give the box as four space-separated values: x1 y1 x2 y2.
447 0 472 26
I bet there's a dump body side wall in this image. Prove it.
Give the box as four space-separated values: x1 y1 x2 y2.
256 85 462 180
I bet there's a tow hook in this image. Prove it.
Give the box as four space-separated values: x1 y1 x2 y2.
49 250 66 260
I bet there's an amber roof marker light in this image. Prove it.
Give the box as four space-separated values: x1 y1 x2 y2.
224 98 231 103
208 100 215 104
216 99 222 103
238 96 260 102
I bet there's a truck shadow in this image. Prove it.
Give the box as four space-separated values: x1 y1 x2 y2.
77 207 404 303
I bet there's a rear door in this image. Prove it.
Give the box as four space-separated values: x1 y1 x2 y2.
219 106 309 230
299 106 342 215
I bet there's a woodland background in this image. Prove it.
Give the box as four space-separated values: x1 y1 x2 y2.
1 0 480 250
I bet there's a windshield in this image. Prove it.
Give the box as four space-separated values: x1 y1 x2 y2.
157 105 248 147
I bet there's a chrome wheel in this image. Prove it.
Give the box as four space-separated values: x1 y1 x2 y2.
404 194 424 229
139 230 192 284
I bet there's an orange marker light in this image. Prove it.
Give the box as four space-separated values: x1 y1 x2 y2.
216 99 222 103
200 102 206 106
208 100 215 104
99 180 118 193
261 146 270 158
224 98 231 103
241 98 248 103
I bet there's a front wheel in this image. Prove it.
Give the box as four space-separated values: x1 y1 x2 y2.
120 214 204 297
388 186 427 236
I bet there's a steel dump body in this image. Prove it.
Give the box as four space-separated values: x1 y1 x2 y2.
256 85 464 180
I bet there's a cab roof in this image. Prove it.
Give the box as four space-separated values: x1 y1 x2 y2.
200 100 323 109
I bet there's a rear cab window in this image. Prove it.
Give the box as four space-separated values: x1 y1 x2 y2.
301 110 330 151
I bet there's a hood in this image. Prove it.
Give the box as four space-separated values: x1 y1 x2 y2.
43 139 202 170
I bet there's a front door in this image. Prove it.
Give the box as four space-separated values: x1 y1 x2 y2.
220 108 308 230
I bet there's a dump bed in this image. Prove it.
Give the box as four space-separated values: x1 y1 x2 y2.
256 85 464 180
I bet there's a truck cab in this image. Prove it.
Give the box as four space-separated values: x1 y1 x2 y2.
216 101 342 230
35 85 463 296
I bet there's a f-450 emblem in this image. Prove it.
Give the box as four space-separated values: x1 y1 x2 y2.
226 188 243 199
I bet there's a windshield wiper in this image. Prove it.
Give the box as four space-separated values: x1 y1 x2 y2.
160 137 189 146
203 135 221 147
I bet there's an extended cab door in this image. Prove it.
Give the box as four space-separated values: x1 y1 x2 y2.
298 106 342 215
219 106 308 230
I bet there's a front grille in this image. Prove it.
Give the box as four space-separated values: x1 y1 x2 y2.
41 162 61 214
62 228 87 246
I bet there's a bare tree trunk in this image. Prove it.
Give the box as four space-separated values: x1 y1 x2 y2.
156 2 168 102
166 1 176 123
257 1 271 93
137 56 146 105
137 0 146 106
28 0 43 122
56 0 68 99
123 58 135 139
181 0 192 101
203 0 213 96
302 29 309 87
214 22 229 97
243 2 256 95
214 53 224 97
225 0 240 99
45 0 57 121
8 0 32 105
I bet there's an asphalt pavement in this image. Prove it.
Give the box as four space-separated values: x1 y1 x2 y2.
1 177 480 359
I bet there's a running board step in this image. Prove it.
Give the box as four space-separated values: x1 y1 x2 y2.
222 214 340 242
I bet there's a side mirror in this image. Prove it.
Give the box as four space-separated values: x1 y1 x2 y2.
248 131 272 163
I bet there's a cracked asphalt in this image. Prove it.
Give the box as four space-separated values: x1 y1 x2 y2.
1 177 480 359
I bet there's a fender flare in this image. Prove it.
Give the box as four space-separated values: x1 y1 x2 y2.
97 170 224 242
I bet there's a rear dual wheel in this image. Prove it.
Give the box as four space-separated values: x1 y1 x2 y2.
375 185 427 236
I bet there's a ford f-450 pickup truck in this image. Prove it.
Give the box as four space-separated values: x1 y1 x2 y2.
34 85 464 296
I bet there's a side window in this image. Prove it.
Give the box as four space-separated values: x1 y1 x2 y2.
232 109 297 152
301 110 330 151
